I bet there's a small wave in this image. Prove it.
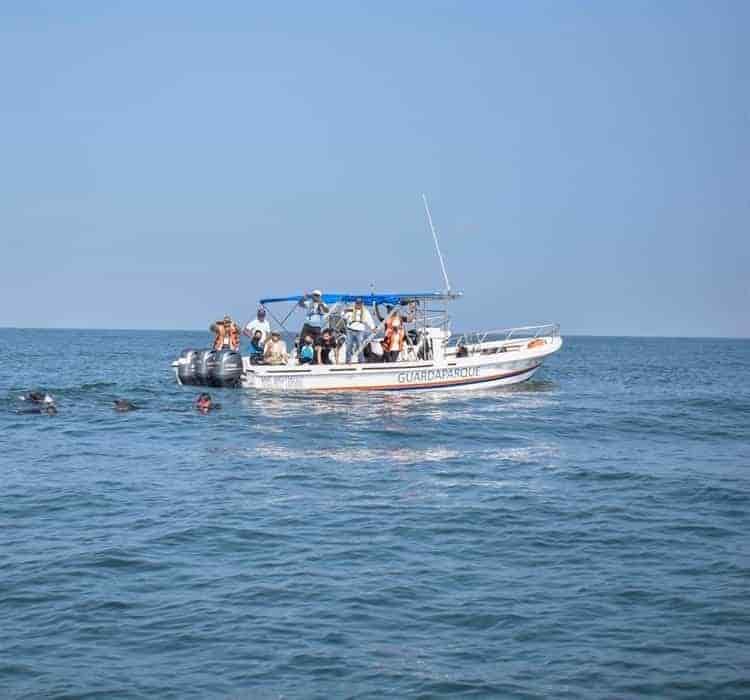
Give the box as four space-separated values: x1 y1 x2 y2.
217 443 560 469
480 445 559 464
241 444 462 464
68 549 167 573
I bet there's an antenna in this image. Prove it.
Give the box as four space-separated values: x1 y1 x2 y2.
422 194 451 293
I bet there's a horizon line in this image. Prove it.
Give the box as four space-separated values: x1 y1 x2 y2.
0 326 748 341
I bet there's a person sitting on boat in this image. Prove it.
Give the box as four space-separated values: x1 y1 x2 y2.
345 297 376 363
383 312 406 362
264 331 289 365
315 327 337 365
456 343 469 358
299 335 315 365
249 330 265 364
212 315 240 351
297 290 329 351
243 307 271 345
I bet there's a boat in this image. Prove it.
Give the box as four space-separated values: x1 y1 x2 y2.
171 198 562 392
172 291 561 392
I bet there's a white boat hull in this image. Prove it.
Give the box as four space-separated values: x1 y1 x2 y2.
239 336 561 393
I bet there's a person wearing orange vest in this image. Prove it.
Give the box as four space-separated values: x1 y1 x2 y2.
212 315 240 352
382 313 405 362
211 322 225 350
228 320 240 351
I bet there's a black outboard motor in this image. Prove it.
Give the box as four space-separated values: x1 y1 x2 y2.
195 350 216 386
208 349 243 388
205 351 221 386
177 349 199 385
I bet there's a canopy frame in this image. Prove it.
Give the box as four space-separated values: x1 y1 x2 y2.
257 291 462 360
259 291 462 306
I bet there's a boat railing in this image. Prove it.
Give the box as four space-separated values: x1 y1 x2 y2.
451 323 560 352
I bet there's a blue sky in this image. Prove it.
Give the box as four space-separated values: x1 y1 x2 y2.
1 1 747 336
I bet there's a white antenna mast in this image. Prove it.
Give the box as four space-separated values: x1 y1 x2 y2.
422 193 452 293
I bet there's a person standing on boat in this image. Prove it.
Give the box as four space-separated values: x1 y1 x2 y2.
212 315 240 351
345 297 376 363
383 313 406 362
298 290 329 351
243 307 271 344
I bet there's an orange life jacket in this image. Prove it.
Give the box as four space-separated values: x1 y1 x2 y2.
228 323 240 351
213 321 240 351
384 315 405 352
213 323 225 350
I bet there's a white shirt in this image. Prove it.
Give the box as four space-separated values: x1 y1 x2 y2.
244 318 271 343
345 306 375 332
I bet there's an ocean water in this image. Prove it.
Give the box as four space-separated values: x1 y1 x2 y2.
0 329 748 699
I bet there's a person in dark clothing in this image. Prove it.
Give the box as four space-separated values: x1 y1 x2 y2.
297 290 329 356
195 393 220 413
249 330 265 364
314 328 337 364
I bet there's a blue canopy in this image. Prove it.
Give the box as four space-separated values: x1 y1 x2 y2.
259 291 460 306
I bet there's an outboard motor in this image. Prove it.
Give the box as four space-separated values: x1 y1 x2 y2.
208 349 243 387
195 350 216 386
176 349 199 385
